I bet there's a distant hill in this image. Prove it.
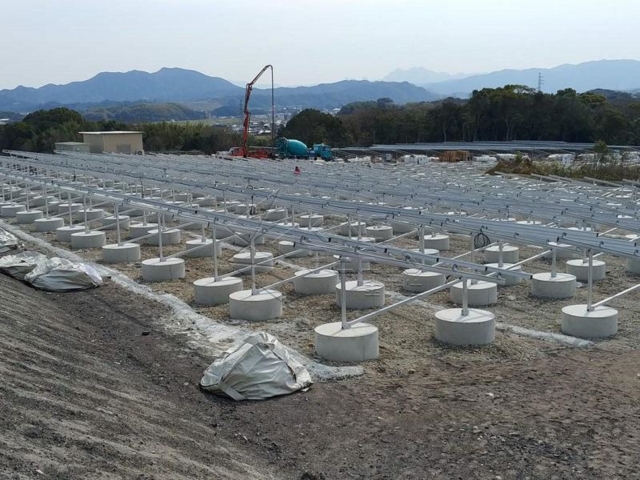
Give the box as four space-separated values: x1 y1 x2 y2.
423 60 640 96
83 102 207 123
383 67 470 85
0 68 437 114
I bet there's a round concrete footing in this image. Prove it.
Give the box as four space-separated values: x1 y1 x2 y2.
450 281 498 307
365 225 393 242
484 245 519 264
30 196 56 208
262 208 288 221
389 220 415 234
315 322 379 362
194 277 243 305
57 203 82 215
78 209 105 221
299 214 324 227
516 220 542 226
566 259 606 282
435 308 496 346
184 239 221 258
235 204 256 215
561 304 618 338
626 258 640 275
231 252 274 273
197 197 217 207
35 217 64 232
530 272 577 299
178 219 202 230
56 225 86 243
101 216 130 230
15 210 43 224
484 263 522 286
129 222 158 239
71 231 106 250
422 235 450 251
278 240 310 257
102 243 141 263
141 258 186 282
1 204 26 217
47 201 61 213
293 269 338 295
146 229 181 246
340 222 367 236
402 269 446 292
229 289 283 321
335 280 385 309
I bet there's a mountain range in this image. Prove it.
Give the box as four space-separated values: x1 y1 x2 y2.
1 60 639 120
391 60 640 96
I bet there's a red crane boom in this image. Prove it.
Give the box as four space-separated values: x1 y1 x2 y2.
241 64 274 158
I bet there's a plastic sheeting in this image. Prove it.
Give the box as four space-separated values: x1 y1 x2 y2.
0 251 48 281
24 257 103 291
200 332 313 401
0 227 20 254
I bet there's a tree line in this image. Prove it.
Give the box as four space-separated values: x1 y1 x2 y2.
280 86 640 147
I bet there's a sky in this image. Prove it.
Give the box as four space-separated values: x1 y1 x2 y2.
2 0 640 90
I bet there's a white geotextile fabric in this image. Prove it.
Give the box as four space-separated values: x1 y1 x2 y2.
200 332 313 401
0 227 20 254
0 251 47 281
24 257 103 291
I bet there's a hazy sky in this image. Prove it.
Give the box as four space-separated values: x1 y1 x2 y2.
3 0 640 89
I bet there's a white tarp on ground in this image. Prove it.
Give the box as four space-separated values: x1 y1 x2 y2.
200 332 313 401
0 251 48 281
0 227 20 254
24 257 103 291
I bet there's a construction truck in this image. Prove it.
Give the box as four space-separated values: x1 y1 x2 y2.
276 138 333 160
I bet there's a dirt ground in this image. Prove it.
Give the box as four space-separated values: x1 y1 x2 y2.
3 214 640 478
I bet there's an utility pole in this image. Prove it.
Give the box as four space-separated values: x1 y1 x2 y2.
537 72 544 93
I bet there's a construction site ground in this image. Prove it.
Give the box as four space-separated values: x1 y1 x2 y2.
2 217 640 479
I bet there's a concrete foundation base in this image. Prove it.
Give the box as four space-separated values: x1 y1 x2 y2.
129 222 158 239
545 243 577 260
146 229 181 246
278 240 310 257
566 259 606 282
102 243 141 263
78 209 105 221
194 277 243 305
315 322 379 362
262 208 287 221
101 215 130 230
335 280 385 309
229 289 283 321
484 245 519 264
184 239 221 258
401 269 446 292
299 214 324 227
71 231 106 250
626 258 640 275
340 221 367 236
422 234 450 251
231 252 274 273
409 248 440 265
561 304 618 338
235 204 256 215
293 269 338 295
484 263 522 286
230 232 265 247
57 203 82 215
56 225 86 243
141 257 185 282
15 210 43 224
530 272 577 299
366 225 393 242
30 196 56 208
389 220 415 234
435 308 496 346
34 217 64 232
450 281 498 307
1 204 26 217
